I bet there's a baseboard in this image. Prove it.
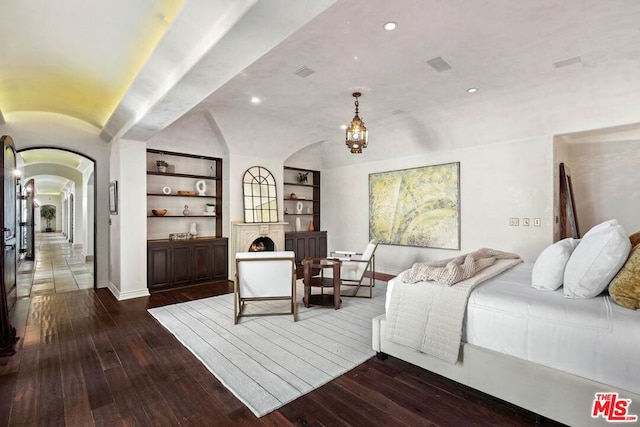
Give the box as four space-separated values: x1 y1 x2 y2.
107 282 150 300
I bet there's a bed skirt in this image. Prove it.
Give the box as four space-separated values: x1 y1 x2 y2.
372 314 640 427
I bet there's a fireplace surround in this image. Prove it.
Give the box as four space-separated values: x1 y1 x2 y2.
230 221 287 277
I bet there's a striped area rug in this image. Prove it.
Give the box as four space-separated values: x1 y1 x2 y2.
148 280 387 417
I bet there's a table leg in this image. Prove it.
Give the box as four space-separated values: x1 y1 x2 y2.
333 263 341 309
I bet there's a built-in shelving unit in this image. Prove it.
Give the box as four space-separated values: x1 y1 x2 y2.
283 166 320 232
146 149 227 292
146 149 222 238
283 166 326 273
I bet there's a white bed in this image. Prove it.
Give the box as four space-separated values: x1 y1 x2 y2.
373 263 640 426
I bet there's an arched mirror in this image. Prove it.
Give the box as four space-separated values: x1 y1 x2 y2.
243 166 278 223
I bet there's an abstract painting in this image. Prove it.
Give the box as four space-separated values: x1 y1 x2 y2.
369 162 460 249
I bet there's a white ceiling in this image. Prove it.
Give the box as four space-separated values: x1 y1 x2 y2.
3 0 640 164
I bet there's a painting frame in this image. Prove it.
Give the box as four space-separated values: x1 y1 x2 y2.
109 181 118 215
369 162 460 249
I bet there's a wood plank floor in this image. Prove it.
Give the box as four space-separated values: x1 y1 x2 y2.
0 282 565 426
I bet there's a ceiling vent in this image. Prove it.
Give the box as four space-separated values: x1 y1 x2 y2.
294 66 315 78
427 57 452 72
553 56 582 68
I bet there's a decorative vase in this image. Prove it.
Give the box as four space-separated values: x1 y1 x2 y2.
195 180 206 196
183 205 190 216
295 217 301 232
205 204 215 213
189 222 198 238
308 220 314 231
157 165 167 173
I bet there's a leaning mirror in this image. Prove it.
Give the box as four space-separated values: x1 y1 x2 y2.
242 166 278 223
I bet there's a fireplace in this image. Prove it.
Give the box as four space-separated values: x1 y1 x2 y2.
231 221 287 277
249 237 275 252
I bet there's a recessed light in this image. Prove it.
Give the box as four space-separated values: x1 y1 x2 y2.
467 87 478 93
383 21 397 31
250 96 261 104
340 125 347 130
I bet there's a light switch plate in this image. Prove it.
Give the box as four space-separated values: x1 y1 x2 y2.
534 218 541 227
509 218 519 226
523 218 530 226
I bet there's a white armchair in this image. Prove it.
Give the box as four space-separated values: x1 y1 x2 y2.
315 239 378 298
234 251 297 324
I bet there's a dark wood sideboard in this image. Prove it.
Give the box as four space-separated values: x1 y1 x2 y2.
147 237 228 292
285 231 327 275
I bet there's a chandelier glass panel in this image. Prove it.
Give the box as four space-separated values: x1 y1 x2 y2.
345 92 368 154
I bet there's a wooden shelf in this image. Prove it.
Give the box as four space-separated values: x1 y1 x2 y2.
284 166 321 232
147 171 219 180
147 193 219 199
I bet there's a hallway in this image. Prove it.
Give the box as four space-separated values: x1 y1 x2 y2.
16 232 94 297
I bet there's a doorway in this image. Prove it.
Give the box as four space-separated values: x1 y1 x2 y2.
16 147 97 296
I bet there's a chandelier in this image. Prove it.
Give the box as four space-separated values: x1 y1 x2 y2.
345 92 368 154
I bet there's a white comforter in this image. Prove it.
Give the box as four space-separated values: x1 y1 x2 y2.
385 258 523 363
386 263 640 395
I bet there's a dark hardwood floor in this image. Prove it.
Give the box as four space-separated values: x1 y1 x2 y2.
0 282 564 426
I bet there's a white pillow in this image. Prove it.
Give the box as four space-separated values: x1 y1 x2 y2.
531 238 580 291
563 220 631 298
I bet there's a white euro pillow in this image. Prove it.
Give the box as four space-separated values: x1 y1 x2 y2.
531 238 580 291
563 220 631 299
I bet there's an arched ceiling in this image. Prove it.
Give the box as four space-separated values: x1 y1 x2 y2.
0 0 338 141
2 0 640 160
20 149 86 169
0 0 185 129
20 149 92 197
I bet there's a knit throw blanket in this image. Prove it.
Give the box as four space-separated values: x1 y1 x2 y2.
387 254 523 363
401 248 521 285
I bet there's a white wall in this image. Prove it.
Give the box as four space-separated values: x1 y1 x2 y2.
82 169 95 259
322 136 554 275
108 138 149 300
37 195 62 231
568 138 640 235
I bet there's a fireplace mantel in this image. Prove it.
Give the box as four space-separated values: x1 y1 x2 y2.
230 221 288 277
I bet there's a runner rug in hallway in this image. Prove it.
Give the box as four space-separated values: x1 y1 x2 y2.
148 280 386 417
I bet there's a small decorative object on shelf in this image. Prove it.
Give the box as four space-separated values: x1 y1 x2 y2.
296 201 303 214
308 220 314 231
152 209 167 217
195 179 206 196
169 233 189 240
306 207 312 214
297 172 309 184
284 207 289 214
183 205 190 216
162 186 171 194
156 159 168 173
208 165 215 177
290 192 297 199
295 217 302 232
205 203 215 213
189 222 198 238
